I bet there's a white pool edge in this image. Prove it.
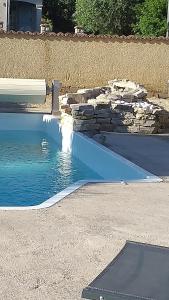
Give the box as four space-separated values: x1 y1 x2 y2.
0 179 162 211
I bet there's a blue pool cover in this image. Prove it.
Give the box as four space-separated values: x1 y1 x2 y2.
82 241 169 300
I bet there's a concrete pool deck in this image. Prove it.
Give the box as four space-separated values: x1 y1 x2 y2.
0 181 169 300
96 133 169 180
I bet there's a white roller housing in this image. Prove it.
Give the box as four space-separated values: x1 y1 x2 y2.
0 78 46 104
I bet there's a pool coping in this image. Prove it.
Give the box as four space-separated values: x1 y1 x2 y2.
0 132 162 211
0 178 163 211
0 178 162 211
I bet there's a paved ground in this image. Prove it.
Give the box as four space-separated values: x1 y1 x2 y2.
97 133 169 179
0 182 169 300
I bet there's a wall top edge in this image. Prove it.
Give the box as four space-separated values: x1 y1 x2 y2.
0 30 169 43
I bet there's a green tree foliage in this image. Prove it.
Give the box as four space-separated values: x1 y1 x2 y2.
75 0 143 35
43 0 167 37
43 0 76 32
134 0 167 36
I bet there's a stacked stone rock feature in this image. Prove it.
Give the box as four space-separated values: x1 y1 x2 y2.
95 102 115 132
59 87 109 107
70 103 114 132
70 104 99 132
60 79 169 134
108 79 147 102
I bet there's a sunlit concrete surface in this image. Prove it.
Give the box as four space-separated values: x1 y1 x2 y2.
100 133 169 179
0 182 169 299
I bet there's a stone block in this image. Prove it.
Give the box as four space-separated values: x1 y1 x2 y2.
73 119 96 126
77 87 102 99
111 111 122 118
96 94 108 101
60 104 69 109
95 107 111 114
88 98 111 106
72 110 82 117
143 120 157 127
135 113 146 120
108 79 135 90
87 99 98 105
112 104 134 112
122 112 135 119
111 118 123 126
100 124 115 132
95 103 111 109
82 109 95 117
73 123 100 132
147 114 156 120
139 126 157 134
121 93 135 102
152 108 162 115
72 115 94 120
136 108 147 114
72 109 95 118
122 119 134 126
127 126 140 133
70 103 94 111
71 104 95 117
134 119 146 126
96 113 112 118
64 107 72 114
108 79 147 95
63 93 89 104
95 108 112 118
95 104 112 114
108 94 122 101
114 126 129 133
133 90 147 99
96 118 111 124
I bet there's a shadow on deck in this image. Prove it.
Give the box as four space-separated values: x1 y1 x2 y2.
98 133 169 178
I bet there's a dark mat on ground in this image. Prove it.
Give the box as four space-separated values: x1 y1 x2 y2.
82 240 169 300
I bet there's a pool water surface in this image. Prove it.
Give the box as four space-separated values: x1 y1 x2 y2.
0 130 102 206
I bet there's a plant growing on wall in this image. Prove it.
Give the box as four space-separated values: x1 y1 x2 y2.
133 0 167 36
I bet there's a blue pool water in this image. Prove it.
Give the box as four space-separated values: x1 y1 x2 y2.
0 131 102 206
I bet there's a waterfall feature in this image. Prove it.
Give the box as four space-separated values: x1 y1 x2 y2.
60 114 73 153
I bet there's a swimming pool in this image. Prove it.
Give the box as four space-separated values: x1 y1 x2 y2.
0 113 161 209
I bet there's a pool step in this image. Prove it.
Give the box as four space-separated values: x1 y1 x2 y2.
0 102 51 113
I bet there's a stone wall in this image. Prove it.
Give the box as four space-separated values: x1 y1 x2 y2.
60 80 169 134
0 32 169 94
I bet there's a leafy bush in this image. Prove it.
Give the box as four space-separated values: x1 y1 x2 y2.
75 0 142 35
133 0 167 36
